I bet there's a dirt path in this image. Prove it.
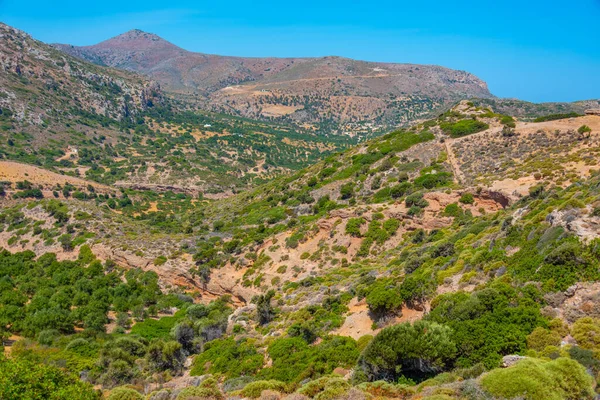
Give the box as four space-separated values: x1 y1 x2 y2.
220 73 406 93
444 140 465 185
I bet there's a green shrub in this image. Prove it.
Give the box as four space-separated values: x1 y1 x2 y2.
259 336 359 383
427 284 546 368
356 320 456 382
345 217 365 237
413 172 452 189
405 192 428 208
443 203 462 217
440 119 489 138
153 255 167 266
297 376 350 399
176 386 224 400
0 356 99 399
340 182 354 199
578 125 592 134
240 380 287 398
526 327 561 351
358 380 414 398
533 112 581 122
107 387 143 400
383 218 400 235
366 281 402 316
459 193 474 204
480 358 594 400
500 115 516 128
571 317 600 350
191 338 263 378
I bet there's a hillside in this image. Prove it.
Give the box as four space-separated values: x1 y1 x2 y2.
2 97 600 398
470 98 600 120
54 29 494 131
0 23 356 196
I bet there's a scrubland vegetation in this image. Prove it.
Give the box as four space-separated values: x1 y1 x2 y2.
2 25 600 398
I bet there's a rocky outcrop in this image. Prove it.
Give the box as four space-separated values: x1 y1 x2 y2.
546 206 600 242
502 355 526 367
585 109 600 116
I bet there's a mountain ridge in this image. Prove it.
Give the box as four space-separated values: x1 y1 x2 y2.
53 29 493 131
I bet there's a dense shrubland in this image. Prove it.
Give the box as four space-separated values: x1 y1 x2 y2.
2 104 600 399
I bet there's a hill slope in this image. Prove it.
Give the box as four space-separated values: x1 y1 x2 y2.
2 101 600 398
0 23 357 195
54 29 493 131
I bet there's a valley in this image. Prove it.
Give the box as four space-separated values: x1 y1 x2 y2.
1 20 600 400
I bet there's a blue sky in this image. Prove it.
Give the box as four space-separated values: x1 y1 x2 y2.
1 0 599 102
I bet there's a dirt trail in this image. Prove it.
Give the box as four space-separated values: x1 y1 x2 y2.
220 73 405 92
444 140 465 184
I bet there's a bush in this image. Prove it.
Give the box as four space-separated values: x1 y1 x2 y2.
480 358 594 400
533 112 581 122
440 119 489 138
340 182 354 200
191 338 263 378
0 356 99 399
345 217 365 237
405 193 428 208
571 317 600 350
107 387 144 400
366 282 402 316
297 376 350 400
356 320 456 382
259 336 359 383
427 284 546 368
240 380 287 398
443 203 462 217
578 125 592 134
526 327 561 352
459 193 474 204
413 172 452 189
390 182 411 199
500 115 516 128
176 386 224 400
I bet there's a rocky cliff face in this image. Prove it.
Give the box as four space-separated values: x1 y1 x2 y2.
0 23 164 126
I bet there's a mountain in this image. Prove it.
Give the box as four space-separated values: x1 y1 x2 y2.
0 24 163 127
4 22 600 400
54 29 494 131
0 23 356 196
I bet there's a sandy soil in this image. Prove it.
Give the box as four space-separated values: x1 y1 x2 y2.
334 299 427 340
0 161 111 192
261 104 303 117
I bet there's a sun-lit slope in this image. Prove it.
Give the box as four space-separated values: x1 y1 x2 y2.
54 29 493 130
0 23 358 196
3 101 600 399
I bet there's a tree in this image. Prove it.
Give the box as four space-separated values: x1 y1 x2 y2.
355 320 456 382
252 290 276 325
366 282 402 317
58 234 73 251
146 340 186 374
340 182 354 200
0 356 99 399
173 320 196 353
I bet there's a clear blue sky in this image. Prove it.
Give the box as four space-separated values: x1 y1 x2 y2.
2 0 599 103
